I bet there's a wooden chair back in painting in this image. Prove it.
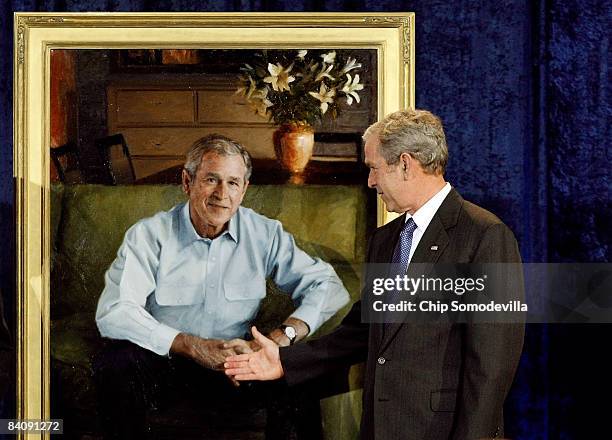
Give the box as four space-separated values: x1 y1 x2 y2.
50 141 82 183
96 134 136 185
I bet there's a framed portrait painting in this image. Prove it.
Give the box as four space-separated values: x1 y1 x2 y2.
14 12 413 438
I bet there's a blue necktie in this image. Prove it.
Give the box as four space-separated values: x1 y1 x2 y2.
385 217 417 325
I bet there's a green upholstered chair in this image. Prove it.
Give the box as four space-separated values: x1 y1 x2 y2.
50 183 368 439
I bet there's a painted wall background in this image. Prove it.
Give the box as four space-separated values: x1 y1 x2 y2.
49 50 78 181
1 1 609 438
50 50 77 149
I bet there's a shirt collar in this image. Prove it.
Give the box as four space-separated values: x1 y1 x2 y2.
406 182 452 230
180 201 239 244
226 209 239 243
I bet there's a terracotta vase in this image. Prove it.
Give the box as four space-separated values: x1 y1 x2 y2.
273 122 315 184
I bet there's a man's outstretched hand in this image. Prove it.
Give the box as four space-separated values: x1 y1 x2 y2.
224 326 284 381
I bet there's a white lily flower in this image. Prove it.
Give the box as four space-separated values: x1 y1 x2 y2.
315 63 335 82
341 73 364 105
309 82 336 114
341 57 362 74
236 82 248 96
263 62 295 92
320 51 336 64
250 87 268 102
249 88 273 117
253 97 273 117
297 50 308 59
235 74 257 99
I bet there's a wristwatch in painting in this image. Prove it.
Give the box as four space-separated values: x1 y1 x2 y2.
279 325 297 345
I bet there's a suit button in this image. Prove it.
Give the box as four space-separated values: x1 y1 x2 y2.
377 357 386 365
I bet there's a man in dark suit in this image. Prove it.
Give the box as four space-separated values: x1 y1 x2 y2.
224 109 525 440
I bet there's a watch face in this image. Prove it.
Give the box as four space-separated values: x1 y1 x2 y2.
284 326 297 339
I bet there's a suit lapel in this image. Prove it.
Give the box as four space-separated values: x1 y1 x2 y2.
376 213 406 263
378 189 463 354
409 216 450 265
371 214 407 349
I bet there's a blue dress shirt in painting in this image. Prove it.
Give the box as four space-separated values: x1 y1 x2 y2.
96 202 350 355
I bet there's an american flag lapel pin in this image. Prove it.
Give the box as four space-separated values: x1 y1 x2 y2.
430 245 439 251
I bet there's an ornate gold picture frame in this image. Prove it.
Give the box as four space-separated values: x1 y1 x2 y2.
13 12 414 435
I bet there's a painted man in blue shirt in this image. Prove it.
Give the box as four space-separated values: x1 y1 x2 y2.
93 135 349 439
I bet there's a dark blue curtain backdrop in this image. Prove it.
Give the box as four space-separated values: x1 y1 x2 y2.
1 1 609 438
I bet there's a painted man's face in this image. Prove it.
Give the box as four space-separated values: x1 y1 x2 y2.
182 152 249 238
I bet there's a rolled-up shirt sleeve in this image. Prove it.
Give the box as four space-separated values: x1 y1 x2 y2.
265 222 350 334
95 221 180 356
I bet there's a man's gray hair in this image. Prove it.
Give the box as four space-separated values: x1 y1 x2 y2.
184 134 252 182
363 109 448 175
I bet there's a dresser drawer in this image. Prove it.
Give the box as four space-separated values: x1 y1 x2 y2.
198 90 270 125
123 127 276 159
122 128 205 156
114 90 196 124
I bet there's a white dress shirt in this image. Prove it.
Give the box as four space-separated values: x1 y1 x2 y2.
405 182 452 265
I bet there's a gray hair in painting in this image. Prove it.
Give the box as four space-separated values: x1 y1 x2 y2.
184 134 253 182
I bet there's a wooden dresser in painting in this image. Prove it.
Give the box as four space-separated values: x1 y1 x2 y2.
107 74 373 184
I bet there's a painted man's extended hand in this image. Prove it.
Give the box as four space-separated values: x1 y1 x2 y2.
224 326 284 381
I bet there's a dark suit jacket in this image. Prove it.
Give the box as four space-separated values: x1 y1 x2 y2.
281 188 525 440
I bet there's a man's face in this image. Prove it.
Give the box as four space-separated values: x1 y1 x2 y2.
364 135 408 213
182 152 249 237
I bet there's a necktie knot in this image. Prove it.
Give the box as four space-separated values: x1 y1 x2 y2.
402 217 417 234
